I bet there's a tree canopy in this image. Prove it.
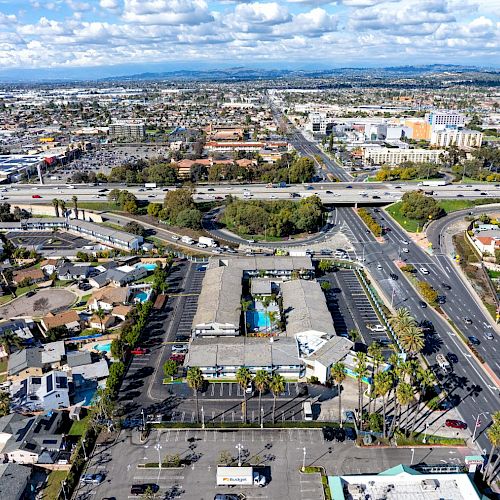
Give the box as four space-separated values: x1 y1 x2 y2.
400 191 444 222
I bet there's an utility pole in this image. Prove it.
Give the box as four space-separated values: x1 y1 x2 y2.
236 443 243 467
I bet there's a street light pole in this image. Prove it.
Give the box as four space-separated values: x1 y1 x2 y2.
61 480 67 500
410 448 415 466
472 412 490 443
141 408 146 431
82 437 87 461
236 443 243 467
261 407 264 429
201 406 205 430
422 423 429 444
155 443 162 470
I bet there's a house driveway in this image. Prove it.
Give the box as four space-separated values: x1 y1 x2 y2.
0 288 76 320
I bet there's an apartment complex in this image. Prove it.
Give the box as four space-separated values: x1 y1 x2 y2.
426 111 466 128
109 119 146 140
363 147 444 165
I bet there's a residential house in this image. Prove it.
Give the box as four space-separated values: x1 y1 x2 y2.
88 286 130 312
57 262 93 281
41 310 81 333
40 258 59 276
12 267 45 285
0 319 35 358
10 370 70 413
0 463 32 499
111 305 132 321
89 265 146 288
0 411 68 465
89 313 115 331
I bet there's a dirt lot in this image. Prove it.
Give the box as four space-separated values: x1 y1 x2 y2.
0 288 76 320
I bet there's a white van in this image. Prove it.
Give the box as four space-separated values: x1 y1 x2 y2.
303 401 313 421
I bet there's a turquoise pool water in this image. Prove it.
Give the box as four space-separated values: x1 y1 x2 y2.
247 310 269 330
94 342 111 353
74 386 97 406
135 291 149 302
136 263 157 271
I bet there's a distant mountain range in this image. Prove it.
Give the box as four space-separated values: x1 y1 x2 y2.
0 64 498 84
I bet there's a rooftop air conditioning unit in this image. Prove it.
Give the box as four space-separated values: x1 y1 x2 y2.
420 479 439 491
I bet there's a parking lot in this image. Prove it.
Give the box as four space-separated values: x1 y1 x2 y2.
6 231 93 250
74 428 473 500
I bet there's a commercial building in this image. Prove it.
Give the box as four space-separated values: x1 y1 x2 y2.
426 111 466 128
430 128 483 149
205 141 265 153
362 147 445 166
328 464 483 500
109 120 146 140
404 119 432 140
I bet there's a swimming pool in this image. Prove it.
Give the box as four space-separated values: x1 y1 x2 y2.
136 263 157 271
94 342 111 353
247 310 270 330
135 291 149 303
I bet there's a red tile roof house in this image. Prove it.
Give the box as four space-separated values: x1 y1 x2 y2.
12 267 45 285
473 236 500 256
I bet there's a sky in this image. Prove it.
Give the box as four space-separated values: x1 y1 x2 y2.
0 0 499 77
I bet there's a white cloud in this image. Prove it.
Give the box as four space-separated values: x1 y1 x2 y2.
100 0 120 10
122 0 213 25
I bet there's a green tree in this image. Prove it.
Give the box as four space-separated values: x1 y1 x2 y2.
400 190 444 222
163 188 195 224
52 198 60 217
374 371 393 438
396 382 414 437
163 360 178 380
269 373 286 423
367 342 383 414
147 202 163 218
399 325 425 357
175 208 201 229
124 221 146 236
72 195 79 220
331 362 346 427
186 367 204 423
254 370 270 426
354 352 368 430
484 411 500 482
0 392 10 417
417 281 438 306
240 299 252 337
318 260 333 274
110 338 125 361
410 367 436 434
236 367 253 424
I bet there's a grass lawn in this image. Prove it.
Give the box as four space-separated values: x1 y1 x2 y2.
15 284 38 296
77 201 119 211
0 358 7 373
68 415 89 436
41 470 67 500
488 270 500 279
80 293 92 303
0 294 13 305
134 274 156 284
102 221 127 231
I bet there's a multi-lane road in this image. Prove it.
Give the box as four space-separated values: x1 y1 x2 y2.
335 206 499 453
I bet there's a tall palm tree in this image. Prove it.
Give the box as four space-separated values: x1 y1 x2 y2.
72 195 79 219
396 382 414 437
484 412 500 482
331 362 346 427
354 352 368 430
186 367 204 424
0 328 23 355
236 367 253 423
399 326 425 358
60 200 67 218
374 371 393 439
367 342 383 415
267 311 278 335
389 307 413 332
410 367 436 435
240 299 252 337
269 373 285 424
96 307 106 332
52 199 60 217
254 370 270 426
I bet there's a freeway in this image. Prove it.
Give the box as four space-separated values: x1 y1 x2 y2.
3 181 500 206
335 206 500 454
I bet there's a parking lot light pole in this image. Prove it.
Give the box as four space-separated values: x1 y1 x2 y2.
236 443 243 467
82 437 87 460
472 412 489 443
410 448 415 466
422 423 429 444
201 406 205 429
302 447 307 472
155 443 162 470
261 407 264 429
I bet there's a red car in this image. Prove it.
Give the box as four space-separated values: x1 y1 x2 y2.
131 347 148 355
170 354 185 362
32 194 42 199
445 419 467 430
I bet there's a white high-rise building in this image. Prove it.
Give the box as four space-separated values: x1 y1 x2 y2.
430 129 483 148
109 120 146 140
363 147 445 166
426 111 466 129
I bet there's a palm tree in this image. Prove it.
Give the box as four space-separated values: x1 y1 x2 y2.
269 373 285 423
396 382 414 437
399 326 425 357
410 367 436 435
267 311 278 335
254 370 270 426
72 195 79 219
95 307 106 332
354 352 368 430
331 362 346 427
236 367 253 423
186 367 204 424
484 412 500 482
0 329 23 355
374 371 393 439
52 198 60 217
261 296 272 333
367 342 383 415
240 299 252 337
60 200 67 218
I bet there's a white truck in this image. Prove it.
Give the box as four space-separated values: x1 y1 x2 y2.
144 182 157 188
418 180 448 187
216 467 266 487
181 235 195 245
199 236 218 248
436 353 451 374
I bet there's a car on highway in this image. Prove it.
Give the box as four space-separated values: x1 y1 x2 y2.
441 283 451 290
401 247 409 253
468 336 480 345
325 190 333 194
437 296 446 304
401 239 409 245
346 185 352 189
169 353 185 363
131 347 148 355
31 194 42 198
389 273 398 280
419 301 427 308
463 317 472 325
81 473 104 485
377 264 382 270
419 267 429 274
446 353 459 364
445 419 467 430
131 484 159 495
485 332 495 340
